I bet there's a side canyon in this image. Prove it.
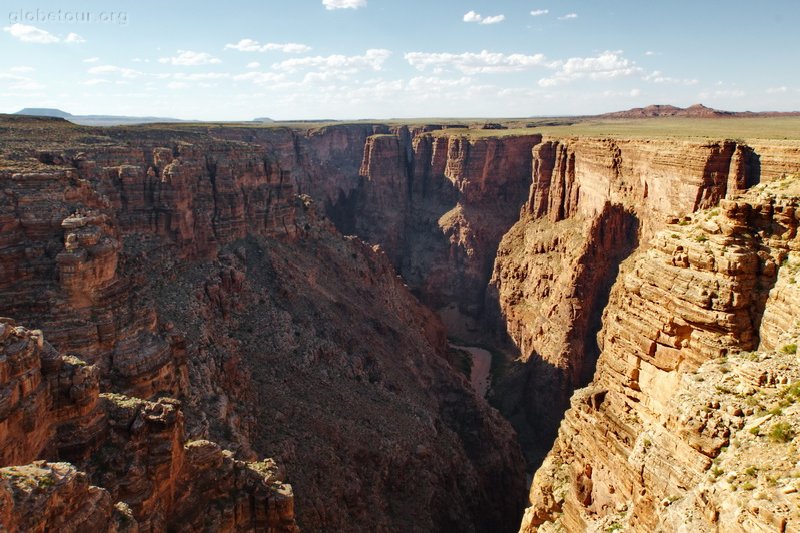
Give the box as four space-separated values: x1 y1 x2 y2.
1 114 799 532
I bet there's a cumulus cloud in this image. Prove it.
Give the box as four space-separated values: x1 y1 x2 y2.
322 0 366 10
233 71 288 85
247 61 261 69
463 11 505 24
405 50 553 75
158 50 221 66
83 57 100 63
538 50 640 86
9 66 34 73
3 23 84 44
224 39 311 53
0 72 44 90
88 65 144 79
530 9 549 16
642 71 698 85
558 13 578 20
272 49 391 75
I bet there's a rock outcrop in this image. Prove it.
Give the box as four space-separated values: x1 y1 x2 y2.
0 116 527 533
0 321 298 532
521 178 800 532
488 138 764 463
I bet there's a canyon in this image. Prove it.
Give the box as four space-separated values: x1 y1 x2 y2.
0 114 799 532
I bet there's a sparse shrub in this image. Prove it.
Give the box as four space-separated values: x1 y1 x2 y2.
768 422 795 443
749 426 761 437
769 407 783 416
744 466 758 477
711 466 724 478
741 481 755 491
695 234 708 243
780 344 797 355
781 382 800 403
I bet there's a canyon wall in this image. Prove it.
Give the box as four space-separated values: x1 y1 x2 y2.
2 114 800 532
522 179 800 532
0 116 527 532
487 138 771 462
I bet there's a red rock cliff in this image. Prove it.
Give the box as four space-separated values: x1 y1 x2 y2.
521 179 800 532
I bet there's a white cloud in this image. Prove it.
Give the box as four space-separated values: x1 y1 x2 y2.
463 11 482 22
322 0 366 10
630 88 641 97
405 50 553 75
642 71 698 85
481 15 505 25
463 11 505 24
644 50 656 56
530 9 549 16
167 81 189 90
88 65 144 79
82 79 110 86
272 49 391 75
3 23 59 44
9 66 34 73
224 39 311 53
172 72 229 81
0 73 43 90
83 57 100 63
233 71 288 85
538 50 640 86
158 50 221 66
766 86 788 94
558 13 578 20
65 32 86 44
247 62 261 69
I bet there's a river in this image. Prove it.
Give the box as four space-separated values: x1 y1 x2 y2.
451 344 493 398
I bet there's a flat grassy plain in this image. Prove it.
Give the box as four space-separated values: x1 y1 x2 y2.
2 114 799 173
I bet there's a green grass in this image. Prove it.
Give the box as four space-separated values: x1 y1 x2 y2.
529 116 800 140
768 422 795 443
780 343 797 355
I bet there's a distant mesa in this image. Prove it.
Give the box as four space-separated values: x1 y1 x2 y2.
13 107 194 126
252 117 275 123
600 103 800 119
15 107 74 118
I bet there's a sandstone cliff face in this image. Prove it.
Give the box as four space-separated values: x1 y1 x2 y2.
148 198 527 532
0 117 527 532
488 138 764 463
345 131 541 334
521 179 800 532
0 321 298 532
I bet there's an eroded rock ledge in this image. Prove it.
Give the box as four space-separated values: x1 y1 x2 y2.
522 178 800 532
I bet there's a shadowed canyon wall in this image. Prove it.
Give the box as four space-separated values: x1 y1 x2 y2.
0 117 527 533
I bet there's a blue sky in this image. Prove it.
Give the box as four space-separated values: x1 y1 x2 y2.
0 0 797 120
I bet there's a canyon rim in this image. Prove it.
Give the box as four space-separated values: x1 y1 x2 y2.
2 1 800 532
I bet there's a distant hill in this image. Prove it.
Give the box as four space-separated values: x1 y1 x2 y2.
16 108 73 119
13 108 194 126
252 117 275 123
600 104 800 119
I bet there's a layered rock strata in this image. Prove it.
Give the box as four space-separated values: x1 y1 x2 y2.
0 321 298 532
489 138 763 462
522 179 800 531
0 116 527 532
